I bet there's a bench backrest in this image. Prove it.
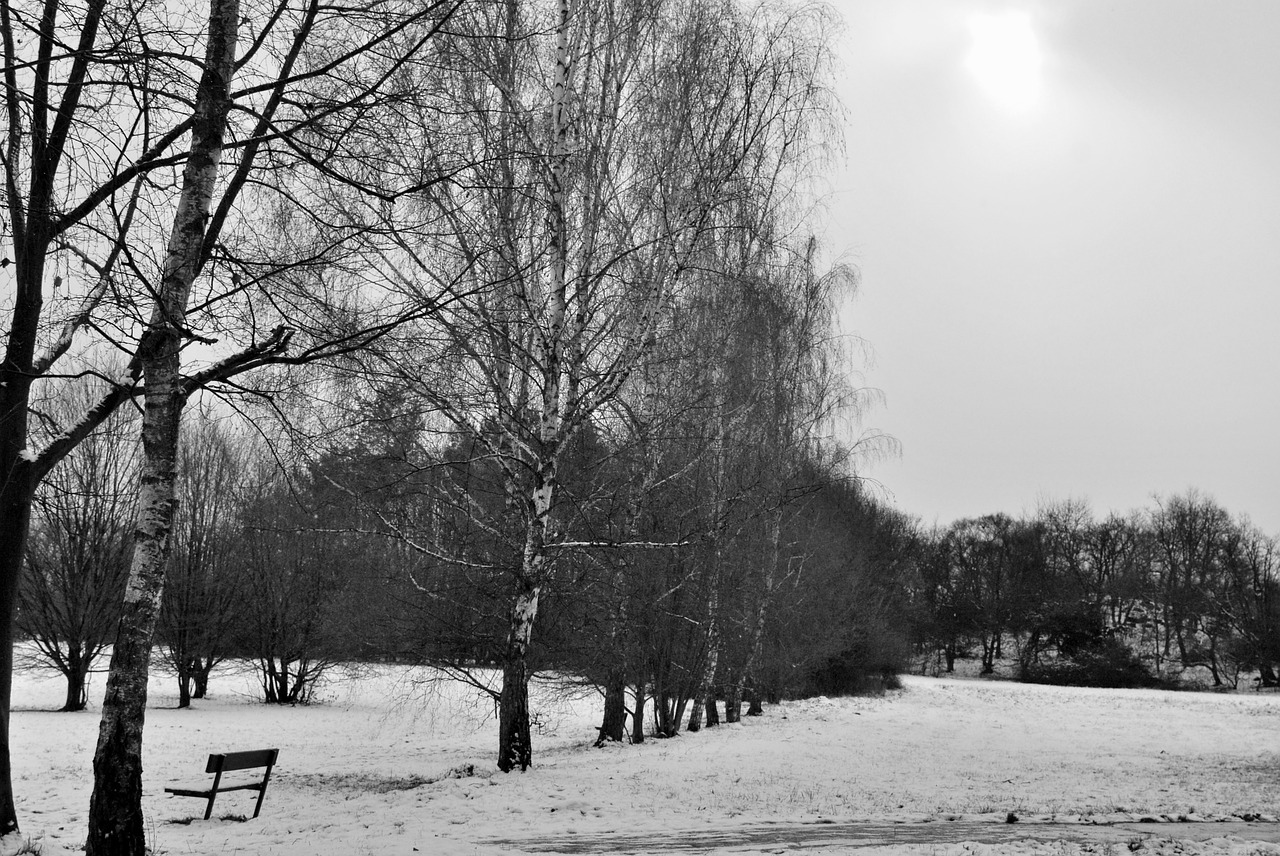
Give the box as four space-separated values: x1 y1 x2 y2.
206 748 279 774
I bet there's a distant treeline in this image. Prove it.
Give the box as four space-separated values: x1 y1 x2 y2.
909 493 1280 689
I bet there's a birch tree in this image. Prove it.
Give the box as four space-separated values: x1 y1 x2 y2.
347 0 829 769
1 0 462 838
85 1 242 848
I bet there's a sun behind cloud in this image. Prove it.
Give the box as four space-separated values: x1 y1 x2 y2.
965 10 1043 110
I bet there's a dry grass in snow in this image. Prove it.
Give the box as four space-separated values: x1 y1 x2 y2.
4 659 1279 855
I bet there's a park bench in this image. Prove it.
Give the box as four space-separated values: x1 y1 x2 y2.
164 748 279 820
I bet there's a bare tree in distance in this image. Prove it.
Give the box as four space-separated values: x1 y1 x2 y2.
18 377 137 712
157 408 251 708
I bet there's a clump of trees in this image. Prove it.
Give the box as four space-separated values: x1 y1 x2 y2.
909 492 1280 690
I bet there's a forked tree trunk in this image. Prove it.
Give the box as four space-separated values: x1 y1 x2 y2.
86 2 239 852
193 657 211 699
62 655 90 713
176 654 201 708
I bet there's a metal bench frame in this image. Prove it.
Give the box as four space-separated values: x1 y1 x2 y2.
164 748 279 820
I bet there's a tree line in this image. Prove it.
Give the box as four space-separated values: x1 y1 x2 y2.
911 493 1280 690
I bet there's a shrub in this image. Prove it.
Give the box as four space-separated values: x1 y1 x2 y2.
1020 637 1157 689
797 617 908 697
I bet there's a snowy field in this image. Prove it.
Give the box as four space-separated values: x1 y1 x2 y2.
6 659 1280 855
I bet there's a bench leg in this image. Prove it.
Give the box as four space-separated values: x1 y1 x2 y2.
205 770 224 820
252 765 274 819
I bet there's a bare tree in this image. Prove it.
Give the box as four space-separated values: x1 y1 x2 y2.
1217 522 1280 686
87 2 244 849
1148 490 1233 683
157 409 250 708
18 380 137 711
236 461 361 704
354 0 818 769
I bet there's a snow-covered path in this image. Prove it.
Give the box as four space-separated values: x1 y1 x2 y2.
498 821 1280 854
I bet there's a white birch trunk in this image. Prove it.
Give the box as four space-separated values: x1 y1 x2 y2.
496 0 573 773
86 2 239 852
689 372 729 732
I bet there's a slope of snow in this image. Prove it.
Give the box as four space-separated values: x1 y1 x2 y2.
7 661 1279 855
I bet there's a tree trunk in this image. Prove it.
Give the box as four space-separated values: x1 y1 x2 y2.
705 691 720 726
595 669 627 746
0 0 115 831
0 485 29 835
729 509 781 724
497 582 540 772
493 0 570 774
62 653 89 713
686 664 709 732
85 3 239 852
1207 635 1223 687
0 323 42 836
631 680 646 744
85 302 186 856
175 655 195 708
687 608 718 733
691 365 730 734
745 683 763 716
724 683 742 723
86 311 186 853
192 658 211 699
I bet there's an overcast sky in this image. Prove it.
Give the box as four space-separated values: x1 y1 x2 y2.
827 0 1280 533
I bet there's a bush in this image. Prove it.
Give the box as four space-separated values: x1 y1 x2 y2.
1020 637 1157 689
796 618 908 697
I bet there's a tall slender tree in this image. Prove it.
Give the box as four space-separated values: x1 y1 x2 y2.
1 0 464 837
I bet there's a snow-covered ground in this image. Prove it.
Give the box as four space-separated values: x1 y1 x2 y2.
6 660 1280 855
